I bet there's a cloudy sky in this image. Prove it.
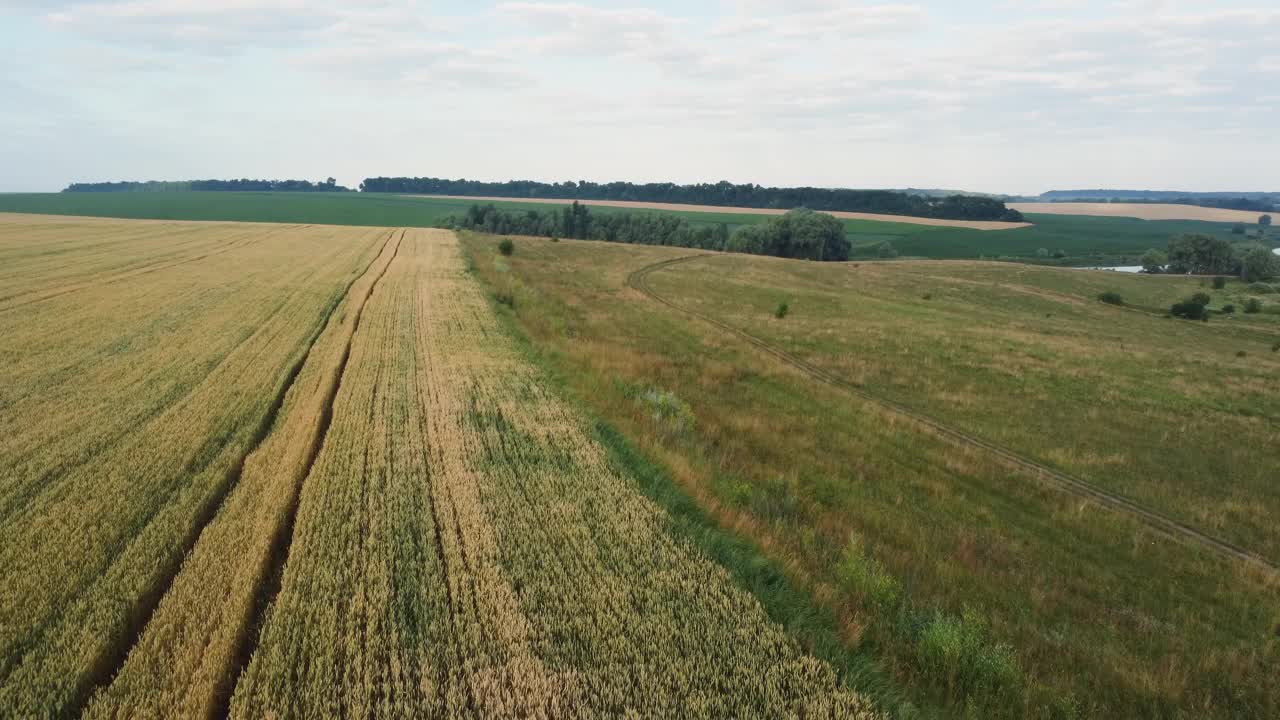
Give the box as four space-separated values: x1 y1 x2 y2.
1 1 1277 194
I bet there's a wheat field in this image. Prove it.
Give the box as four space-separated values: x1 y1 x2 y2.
0 215 876 718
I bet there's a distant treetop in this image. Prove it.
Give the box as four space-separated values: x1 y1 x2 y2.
361 176 1024 222
63 178 352 193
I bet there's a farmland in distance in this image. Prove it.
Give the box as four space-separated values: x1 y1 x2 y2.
0 191 1256 266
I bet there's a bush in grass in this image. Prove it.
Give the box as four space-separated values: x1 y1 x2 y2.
1222 304 1235 314
1097 291 1123 306
637 386 695 437
775 301 789 319
1247 282 1275 294
494 289 515 308
1272 341 1279 352
916 607 1020 698
1170 295 1210 320
498 238 514 256
836 535 901 610
1244 298 1262 314
1212 276 1227 289
1236 350 1247 358
550 235 560 243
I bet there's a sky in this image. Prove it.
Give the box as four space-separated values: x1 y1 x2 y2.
1 0 1277 194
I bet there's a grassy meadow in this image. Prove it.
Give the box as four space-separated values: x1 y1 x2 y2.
460 231 1280 719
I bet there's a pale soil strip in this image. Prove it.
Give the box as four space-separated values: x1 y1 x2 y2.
1009 202 1268 223
408 194 1032 230
628 254 1277 574
82 230 402 720
230 229 876 718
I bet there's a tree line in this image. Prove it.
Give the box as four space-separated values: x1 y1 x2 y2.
364 176 1024 222
443 202 853 261
63 178 352 192
1140 232 1278 282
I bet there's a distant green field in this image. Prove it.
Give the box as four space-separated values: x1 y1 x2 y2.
889 213 1244 264
0 192 1251 265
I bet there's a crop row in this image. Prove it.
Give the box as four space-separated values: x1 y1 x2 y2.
0 217 390 716
226 229 875 718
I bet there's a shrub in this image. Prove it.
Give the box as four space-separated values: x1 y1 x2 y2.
1097 291 1123 306
550 235 560 243
922 293 933 301
497 238 514 256
1236 350 1247 358
836 535 901 610
1222 304 1235 314
1212 276 1227 289
1190 292 1211 306
916 607 1020 698
1247 282 1275 294
1232 223 1246 235
775 301 789 319
1170 300 1208 320
494 289 515 308
636 386 695 437
1244 298 1262 314
1272 341 1279 352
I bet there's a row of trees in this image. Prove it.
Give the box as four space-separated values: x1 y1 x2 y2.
63 178 352 192
365 176 1024 222
444 203 853 261
1140 234 1278 282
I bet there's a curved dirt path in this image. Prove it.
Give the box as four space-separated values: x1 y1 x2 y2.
627 253 1277 574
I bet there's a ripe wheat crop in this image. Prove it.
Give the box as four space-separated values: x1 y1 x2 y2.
226 229 876 718
0 214 388 716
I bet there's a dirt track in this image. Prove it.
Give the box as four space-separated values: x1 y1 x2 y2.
1010 202 1268 223
410 194 1032 230
627 253 1276 574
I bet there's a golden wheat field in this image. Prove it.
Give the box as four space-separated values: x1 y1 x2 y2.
0 214 876 718
1006 202 1269 223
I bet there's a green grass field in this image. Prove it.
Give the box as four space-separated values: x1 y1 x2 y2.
460 231 1280 719
0 192 1255 265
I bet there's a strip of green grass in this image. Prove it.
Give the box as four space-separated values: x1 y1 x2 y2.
464 239 924 718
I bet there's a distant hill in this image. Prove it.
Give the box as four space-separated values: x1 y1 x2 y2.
1039 190 1279 212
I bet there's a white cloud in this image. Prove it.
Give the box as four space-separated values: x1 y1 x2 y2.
1 1 1277 192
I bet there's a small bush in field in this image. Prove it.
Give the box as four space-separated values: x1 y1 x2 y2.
916 607 1020 699
775 301 789 319
1244 298 1262 314
1221 304 1235 314
1097 291 1123 306
836 535 900 610
498 238 514 256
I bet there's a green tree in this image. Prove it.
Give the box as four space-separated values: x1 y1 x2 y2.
1241 244 1279 282
1166 234 1235 275
1140 249 1166 274
1260 214 1272 229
